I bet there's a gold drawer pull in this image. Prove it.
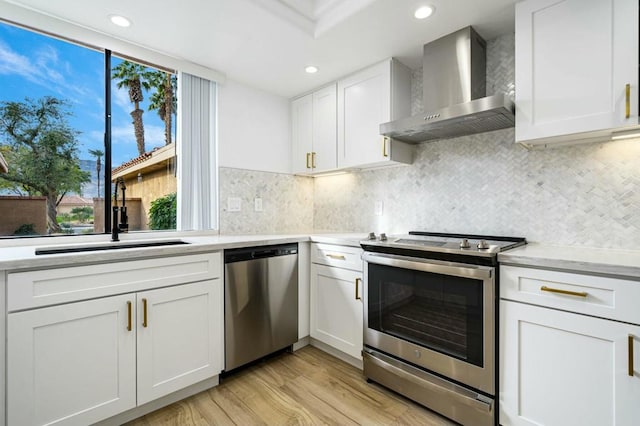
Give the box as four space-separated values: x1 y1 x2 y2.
625 83 631 119
326 253 346 260
142 298 148 327
355 278 362 300
306 153 311 169
630 335 635 377
311 152 316 168
540 286 587 298
127 301 132 332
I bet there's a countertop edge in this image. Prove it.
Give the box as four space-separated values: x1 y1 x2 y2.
498 243 640 280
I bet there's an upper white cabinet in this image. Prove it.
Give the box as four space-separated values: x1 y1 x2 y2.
337 59 413 168
291 84 337 174
515 0 639 146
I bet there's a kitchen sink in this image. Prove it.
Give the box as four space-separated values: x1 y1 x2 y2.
35 239 190 255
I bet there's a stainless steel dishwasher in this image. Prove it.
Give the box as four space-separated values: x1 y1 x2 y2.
224 243 298 371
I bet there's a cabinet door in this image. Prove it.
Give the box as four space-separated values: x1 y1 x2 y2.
310 264 363 359
515 0 639 144
7 294 136 426
337 60 391 168
312 84 337 172
137 280 223 405
500 301 640 426
291 94 313 174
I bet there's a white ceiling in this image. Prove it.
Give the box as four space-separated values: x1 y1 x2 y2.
3 0 517 98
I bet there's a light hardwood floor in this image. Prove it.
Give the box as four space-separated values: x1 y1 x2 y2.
126 345 457 425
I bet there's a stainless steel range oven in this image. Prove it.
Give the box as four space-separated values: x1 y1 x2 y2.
361 232 525 426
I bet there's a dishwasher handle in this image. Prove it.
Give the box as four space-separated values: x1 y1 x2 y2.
224 243 298 264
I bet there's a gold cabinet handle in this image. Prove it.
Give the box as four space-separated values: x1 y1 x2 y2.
630 335 635 377
382 137 389 157
311 152 316 168
127 301 132 332
326 253 346 260
355 278 362 300
625 83 631 119
142 298 148 327
306 152 311 169
540 285 587 298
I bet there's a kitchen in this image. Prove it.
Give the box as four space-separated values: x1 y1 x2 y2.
0 0 639 425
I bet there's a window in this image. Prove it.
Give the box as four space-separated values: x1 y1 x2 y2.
0 21 205 237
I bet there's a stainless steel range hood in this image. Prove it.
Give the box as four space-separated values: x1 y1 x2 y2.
380 27 515 143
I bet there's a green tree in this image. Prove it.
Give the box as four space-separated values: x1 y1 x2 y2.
112 61 150 155
0 97 90 233
149 192 176 230
70 206 93 223
88 148 104 198
146 70 176 146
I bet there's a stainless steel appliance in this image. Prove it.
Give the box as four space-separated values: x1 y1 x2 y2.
224 243 298 371
361 232 525 426
380 26 515 143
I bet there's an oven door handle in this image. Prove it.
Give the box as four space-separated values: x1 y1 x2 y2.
362 252 493 280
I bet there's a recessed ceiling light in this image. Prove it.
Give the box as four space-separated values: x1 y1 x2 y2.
305 66 318 74
414 5 435 19
109 15 132 27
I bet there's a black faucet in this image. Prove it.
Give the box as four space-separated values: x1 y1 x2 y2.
111 177 129 241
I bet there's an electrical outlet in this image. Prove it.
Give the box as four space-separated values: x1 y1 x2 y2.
374 200 384 216
254 197 263 212
227 197 241 212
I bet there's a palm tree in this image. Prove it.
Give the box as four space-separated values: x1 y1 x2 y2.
112 61 150 155
146 70 176 146
88 149 104 198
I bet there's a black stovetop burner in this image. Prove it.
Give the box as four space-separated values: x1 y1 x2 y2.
360 231 526 265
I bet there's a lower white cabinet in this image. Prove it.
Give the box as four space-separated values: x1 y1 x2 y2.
8 294 137 426
500 264 640 426
310 258 363 360
8 279 222 426
137 281 222 405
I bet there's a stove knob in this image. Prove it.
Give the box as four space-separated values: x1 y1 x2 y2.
368 232 377 240
379 233 388 241
460 239 471 249
477 240 489 250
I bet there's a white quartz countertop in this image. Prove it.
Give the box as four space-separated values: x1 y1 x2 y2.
0 232 367 271
498 243 640 279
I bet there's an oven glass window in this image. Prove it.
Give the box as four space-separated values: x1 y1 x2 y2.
368 263 484 367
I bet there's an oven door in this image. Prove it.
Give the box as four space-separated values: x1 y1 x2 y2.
363 252 495 394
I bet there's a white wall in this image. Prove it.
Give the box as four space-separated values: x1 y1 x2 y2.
218 80 291 174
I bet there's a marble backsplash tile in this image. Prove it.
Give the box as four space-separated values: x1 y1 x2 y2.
218 167 314 234
313 129 640 249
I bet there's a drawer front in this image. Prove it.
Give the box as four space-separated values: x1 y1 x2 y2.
500 265 640 324
311 243 363 271
8 252 222 312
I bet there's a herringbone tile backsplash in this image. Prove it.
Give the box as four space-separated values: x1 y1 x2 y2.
219 33 640 249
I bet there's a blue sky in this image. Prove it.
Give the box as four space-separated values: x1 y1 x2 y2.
0 21 168 167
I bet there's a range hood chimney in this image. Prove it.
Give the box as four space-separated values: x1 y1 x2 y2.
380 26 515 143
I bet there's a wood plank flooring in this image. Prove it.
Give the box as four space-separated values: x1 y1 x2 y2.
126 345 457 425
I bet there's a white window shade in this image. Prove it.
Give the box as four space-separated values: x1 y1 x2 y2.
177 72 218 231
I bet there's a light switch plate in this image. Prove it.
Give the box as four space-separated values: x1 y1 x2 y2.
254 197 263 212
227 197 241 212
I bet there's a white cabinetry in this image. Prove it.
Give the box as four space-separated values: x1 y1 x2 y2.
8 294 136 426
515 0 639 146
310 243 363 361
337 59 413 168
291 84 337 174
499 265 640 426
7 253 223 426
